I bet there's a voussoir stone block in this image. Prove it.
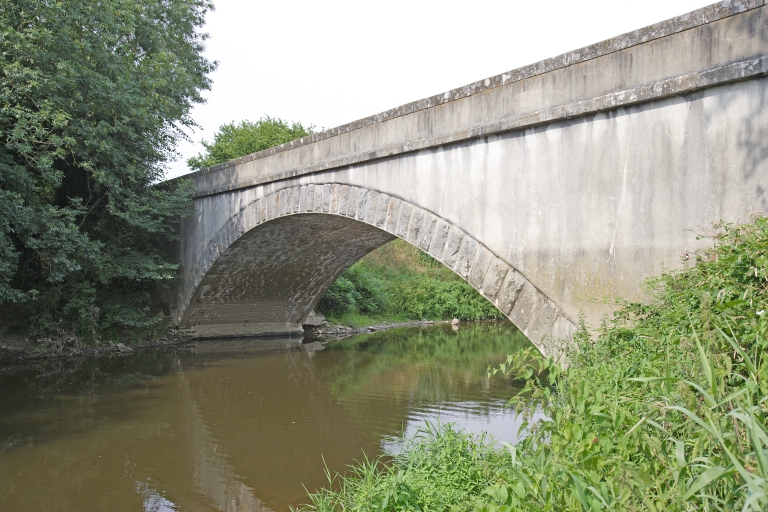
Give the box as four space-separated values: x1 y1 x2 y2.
292 187 300 213
395 203 413 238
322 184 332 212
242 203 255 232
298 186 307 212
235 214 246 238
453 236 478 279
375 194 390 227
418 213 437 251
496 270 527 316
525 298 558 340
266 193 278 220
385 197 401 233
279 189 289 216
550 316 579 363
301 185 315 212
428 220 450 259
329 184 340 214
365 191 379 224
481 257 511 301
313 184 323 212
509 283 546 332
258 198 267 223
346 187 358 217
441 226 464 268
356 189 369 221
468 245 492 290
406 208 424 246
339 185 350 216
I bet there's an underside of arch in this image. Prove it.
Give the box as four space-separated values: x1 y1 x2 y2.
178 184 577 356
182 214 394 336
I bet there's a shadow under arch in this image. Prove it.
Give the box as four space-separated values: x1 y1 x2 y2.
177 184 576 357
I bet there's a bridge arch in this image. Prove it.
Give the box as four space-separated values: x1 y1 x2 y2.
177 183 577 356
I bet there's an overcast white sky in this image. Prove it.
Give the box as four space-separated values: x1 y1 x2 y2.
166 0 713 179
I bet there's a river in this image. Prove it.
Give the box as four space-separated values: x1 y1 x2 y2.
0 322 532 511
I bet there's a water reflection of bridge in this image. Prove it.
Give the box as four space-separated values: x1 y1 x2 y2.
177 354 273 512
163 325 528 511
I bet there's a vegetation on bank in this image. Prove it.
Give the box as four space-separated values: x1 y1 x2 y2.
300 216 768 511
315 239 504 327
0 5 315 348
0 0 215 341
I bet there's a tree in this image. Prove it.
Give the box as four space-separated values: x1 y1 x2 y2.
0 0 215 339
187 117 314 171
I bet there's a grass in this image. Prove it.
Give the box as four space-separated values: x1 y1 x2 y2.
302 423 507 512
317 239 504 325
298 216 768 511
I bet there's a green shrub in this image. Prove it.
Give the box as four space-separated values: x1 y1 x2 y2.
316 265 389 316
0 0 213 340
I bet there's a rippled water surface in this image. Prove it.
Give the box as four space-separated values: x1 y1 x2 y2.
0 322 532 511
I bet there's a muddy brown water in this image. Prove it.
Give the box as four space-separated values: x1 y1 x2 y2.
0 322 533 511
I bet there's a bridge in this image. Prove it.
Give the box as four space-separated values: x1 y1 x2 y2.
168 1 768 356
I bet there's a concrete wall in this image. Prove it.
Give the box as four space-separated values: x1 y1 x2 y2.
172 1 768 356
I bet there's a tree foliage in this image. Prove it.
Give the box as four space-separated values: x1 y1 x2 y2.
0 0 215 338
187 117 314 171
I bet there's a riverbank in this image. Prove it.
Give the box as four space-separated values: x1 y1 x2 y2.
0 316 483 365
1 236 502 365
304 318 466 342
315 239 503 323
0 331 193 364
299 216 768 511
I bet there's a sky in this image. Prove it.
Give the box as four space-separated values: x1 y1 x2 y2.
166 0 713 179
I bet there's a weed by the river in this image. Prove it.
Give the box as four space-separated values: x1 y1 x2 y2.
299 216 768 511
303 423 506 511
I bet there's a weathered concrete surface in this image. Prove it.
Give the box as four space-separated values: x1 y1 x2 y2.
170 1 768 356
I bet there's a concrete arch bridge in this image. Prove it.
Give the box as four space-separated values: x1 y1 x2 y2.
169 1 768 356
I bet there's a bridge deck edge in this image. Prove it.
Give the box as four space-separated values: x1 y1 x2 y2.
191 56 768 198
165 0 765 185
